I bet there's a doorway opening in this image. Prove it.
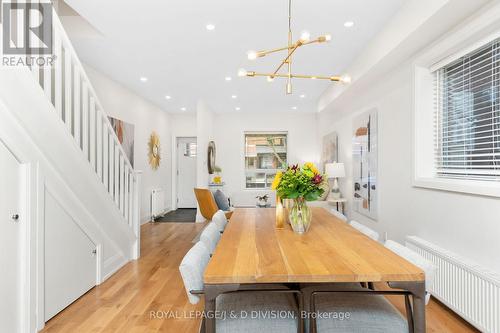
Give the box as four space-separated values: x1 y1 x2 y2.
173 137 197 221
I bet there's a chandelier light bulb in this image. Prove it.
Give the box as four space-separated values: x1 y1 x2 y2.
247 50 258 60
324 34 332 41
300 31 310 42
238 68 248 77
341 75 352 84
267 76 274 82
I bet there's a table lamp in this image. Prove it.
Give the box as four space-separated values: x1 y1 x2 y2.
325 162 345 199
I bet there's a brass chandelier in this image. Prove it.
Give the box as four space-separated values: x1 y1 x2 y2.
238 0 351 94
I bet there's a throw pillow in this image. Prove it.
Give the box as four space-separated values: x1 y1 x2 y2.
213 190 230 211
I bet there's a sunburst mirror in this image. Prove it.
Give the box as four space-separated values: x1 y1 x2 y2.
148 132 161 170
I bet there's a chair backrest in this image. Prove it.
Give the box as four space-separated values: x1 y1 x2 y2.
349 220 379 241
194 188 219 220
179 241 210 304
212 210 228 232
385 240 437 304
330 209 348 222
200 222 221 254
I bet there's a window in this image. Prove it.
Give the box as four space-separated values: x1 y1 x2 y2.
244 132 287 189
183 142 197 157
434 38 500 181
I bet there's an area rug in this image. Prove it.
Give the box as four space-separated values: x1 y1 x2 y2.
155 209 196 223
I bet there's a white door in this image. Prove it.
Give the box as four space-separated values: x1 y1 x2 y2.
177 137 197 208
44 191 97 321
0 141 22 333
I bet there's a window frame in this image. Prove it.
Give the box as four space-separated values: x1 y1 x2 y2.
243 131 288 190
413 26 500 198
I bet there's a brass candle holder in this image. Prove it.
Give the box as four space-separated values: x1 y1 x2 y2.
276 196 285 229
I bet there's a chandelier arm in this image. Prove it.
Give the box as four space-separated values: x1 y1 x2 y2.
258 45 295 57
257 37 325 58
272 43 300 77
247 72 342 81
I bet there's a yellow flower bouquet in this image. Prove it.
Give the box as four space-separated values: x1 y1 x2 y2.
272 163 326 233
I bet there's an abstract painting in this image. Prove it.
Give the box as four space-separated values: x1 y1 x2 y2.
108 116 135 167
352 109 378 220
320 131 338 172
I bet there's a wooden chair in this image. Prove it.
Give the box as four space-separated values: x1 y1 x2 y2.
194 188 233 221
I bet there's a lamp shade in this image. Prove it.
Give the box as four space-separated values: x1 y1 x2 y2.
325 162 345 178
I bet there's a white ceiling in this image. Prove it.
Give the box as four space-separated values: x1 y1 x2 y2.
64 0 407 113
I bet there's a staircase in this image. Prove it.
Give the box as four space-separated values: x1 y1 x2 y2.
27 8 142 247
0 6 141 330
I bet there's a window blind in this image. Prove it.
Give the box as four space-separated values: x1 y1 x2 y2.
434 38 500 181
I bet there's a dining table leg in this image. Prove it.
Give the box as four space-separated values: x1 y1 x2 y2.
389 281 426 333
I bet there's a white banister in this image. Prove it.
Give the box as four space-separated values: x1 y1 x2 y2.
54 34 62 117
103 124 109 191
124 165 129 222
89 97 96 170
96 110 103 180
28 8 141 257
82 83 89 157
109 132 115 196
132 171 142 260
114 143 119 205
73 67 81 146
119 155 125 214
64 47 72 133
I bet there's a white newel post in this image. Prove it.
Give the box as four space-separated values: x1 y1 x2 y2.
132 170 142 260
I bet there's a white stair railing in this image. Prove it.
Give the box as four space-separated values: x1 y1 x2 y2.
29 9 141 243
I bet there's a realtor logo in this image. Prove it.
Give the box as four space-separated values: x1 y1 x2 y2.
2 0 53 55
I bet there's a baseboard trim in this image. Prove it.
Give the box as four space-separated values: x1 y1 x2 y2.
102 253 128 282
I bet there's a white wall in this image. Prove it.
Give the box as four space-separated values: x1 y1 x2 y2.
84 65 173 223
317 2 500 274
196 101 215 189
213 112 320 207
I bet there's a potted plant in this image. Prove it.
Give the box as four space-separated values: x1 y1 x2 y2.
212 165 222 184
272 163 325 234
255 194 270 208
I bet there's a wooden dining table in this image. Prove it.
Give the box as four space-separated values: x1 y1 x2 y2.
203 207 426 332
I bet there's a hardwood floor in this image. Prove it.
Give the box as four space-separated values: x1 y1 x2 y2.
42 222 479 333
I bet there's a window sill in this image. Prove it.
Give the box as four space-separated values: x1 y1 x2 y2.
413 177 500 198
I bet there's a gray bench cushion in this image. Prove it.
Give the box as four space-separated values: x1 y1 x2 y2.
178 241 210 304
215 291 298 333
200 222 221 254
212 210 228 232
314 292 408 333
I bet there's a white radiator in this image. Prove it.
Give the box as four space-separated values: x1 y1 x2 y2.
151 188 166 220
406 236 500 333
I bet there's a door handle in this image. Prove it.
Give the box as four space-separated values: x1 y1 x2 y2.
11 214 19 222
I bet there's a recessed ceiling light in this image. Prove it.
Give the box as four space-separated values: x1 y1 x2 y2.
344 21 354 28
165 95 171 100
235 107 241 111
300 94 306 98
180 107 186 111
231 95 237 99
225 76 232 81
206 24 215 31
140 77 148 82
291 106 298 110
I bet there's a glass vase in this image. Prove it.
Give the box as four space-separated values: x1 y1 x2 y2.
289 198 312 234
